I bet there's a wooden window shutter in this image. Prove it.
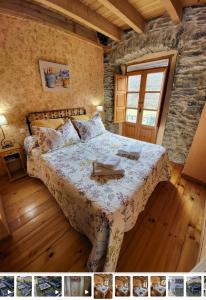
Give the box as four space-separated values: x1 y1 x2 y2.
114 75 127 123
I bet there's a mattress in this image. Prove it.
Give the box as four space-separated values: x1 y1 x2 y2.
27 131 170 271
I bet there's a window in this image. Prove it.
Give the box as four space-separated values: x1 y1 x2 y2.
142 72 164 127
125 69 166 127
126 75 141 123
115 57 171 144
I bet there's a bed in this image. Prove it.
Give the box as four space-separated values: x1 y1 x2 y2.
25 108 170 272
116 286 129 296
152 285 166 296
133 287 148 297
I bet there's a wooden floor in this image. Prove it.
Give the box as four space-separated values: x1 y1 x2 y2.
0 164 205 272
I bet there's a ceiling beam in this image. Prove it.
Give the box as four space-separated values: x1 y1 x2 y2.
26 0 122 41
0 0 102 48
161 0 182 23
98 0 145 34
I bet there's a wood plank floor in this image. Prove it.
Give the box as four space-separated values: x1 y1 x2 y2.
0 164 205 272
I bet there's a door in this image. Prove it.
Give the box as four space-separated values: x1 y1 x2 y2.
114 75 127 123
123 67 167 143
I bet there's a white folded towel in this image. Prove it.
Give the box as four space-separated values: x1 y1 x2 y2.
92 162 125 177
117 143 141 160
95 156 121 170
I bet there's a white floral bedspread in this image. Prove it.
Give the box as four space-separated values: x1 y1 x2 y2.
27 131 170 272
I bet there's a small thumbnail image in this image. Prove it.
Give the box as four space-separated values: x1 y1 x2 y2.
168 276 184 297
186 276 201 297
133 276 148 297
17 276 32 297
64 276 92 297
204 277 206 296
115 276 130 297
150 276 166 297
0 276 14 297
94 274 113 299
34 276 62 297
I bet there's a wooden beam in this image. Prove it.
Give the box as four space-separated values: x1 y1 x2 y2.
26 0 122 41
161 0 182 23
98 0 145 34
0 0 102 48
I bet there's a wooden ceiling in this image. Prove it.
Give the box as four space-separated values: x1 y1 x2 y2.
0 0 205 47
80 0 166 28
80 0 206 28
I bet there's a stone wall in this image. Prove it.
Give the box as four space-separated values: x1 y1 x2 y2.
104 63 119 133
104 6 206 164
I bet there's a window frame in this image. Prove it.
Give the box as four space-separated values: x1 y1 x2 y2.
125 72 142 125
125 67 168 128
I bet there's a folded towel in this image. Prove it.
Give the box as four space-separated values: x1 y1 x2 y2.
117 143 141 160
92 162 125 177
95 156 121 170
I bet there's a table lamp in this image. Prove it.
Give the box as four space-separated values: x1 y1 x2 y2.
96 105 104 113
0 114 13 149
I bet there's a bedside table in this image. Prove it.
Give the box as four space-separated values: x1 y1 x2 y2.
0 144 26 181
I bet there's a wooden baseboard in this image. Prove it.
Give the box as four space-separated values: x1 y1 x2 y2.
182 173 206 186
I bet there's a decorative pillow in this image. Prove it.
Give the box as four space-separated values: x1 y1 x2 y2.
33 120 80 153
73 113 106 141
58 119 80 146
24 135 38 155
31 118 64 130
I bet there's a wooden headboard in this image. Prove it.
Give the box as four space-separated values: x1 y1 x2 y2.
26 107 86 134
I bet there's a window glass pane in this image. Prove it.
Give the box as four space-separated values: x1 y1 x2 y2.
144 93 160 110
142 110 157 126
146 72 164 91
127 93 139 108
126 109 138 123
128 75 141 92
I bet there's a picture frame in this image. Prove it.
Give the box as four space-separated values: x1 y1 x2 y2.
39 60 70 92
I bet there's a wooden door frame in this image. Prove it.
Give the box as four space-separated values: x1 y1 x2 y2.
119 50 178 145
123 66 168 142
137 67 168 141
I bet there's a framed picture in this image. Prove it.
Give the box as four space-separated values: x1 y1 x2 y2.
39 60 70 91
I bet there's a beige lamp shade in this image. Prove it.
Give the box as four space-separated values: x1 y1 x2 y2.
0 115 7 126
96 105 103 112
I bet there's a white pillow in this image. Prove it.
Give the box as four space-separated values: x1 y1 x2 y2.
24 135 38 155
33 120 80 153
73 114 105 141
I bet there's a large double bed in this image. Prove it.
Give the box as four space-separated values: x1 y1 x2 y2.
25 108 170 272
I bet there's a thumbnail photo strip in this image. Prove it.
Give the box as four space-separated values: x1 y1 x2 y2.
0 276 14 297
64 276 92 297
34 276 62 297
0 273 205 298
17 276 32 297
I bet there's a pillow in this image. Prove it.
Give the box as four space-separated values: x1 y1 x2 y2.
71 114 90 121
24 135 38 155
33 120 80 153
31 118 64 130
58 119 80 145
73 113 105 141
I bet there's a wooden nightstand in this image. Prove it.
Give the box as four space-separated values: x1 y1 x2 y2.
0 144 26 181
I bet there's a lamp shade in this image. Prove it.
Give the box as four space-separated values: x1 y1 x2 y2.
96 105 103 112
0 115 7 126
